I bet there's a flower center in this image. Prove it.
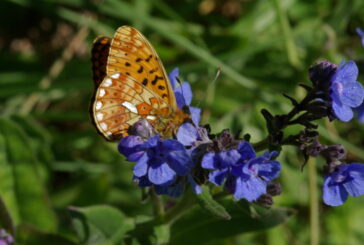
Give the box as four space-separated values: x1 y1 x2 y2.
334 174 346 183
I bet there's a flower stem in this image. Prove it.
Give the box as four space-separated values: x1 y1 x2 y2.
308 157 320 245
252 137 269 152
163 189 196 224
151 188 165 219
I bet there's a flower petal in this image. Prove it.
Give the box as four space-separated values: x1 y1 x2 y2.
148 162 176 185
133 153 148 177
340 82 364 107
155 183 184 198
233 177 267 202
201 152 217 169
209 169 228 186
258 160 281 180
237 141 256 161
219 150 241 168
343 163 364 197
332 101 354 122
135 175 152 187
176 123 198 146
188 175 202 194
356 27 364 46
145 135 160 148
332 60 358 85
322 176 348 206
118 136 145 161
163 139 193 175
175 82 193 108
168 67 179 89
190 106 201 126
356 102 364 123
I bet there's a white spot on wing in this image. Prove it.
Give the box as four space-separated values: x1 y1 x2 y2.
122 101 138 113
146 115 156 120
96 112 103 120
100 122 108 130
96 101 103 110
135 39 142 46
99 89 105 97
104 78 113 87
111 73 120 79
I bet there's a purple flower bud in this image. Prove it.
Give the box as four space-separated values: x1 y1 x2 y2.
309 60 337 88
267 182 282 196
129 119 156 139
255 194 274 209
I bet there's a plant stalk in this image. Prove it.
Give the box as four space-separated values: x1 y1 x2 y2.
308 157 320 245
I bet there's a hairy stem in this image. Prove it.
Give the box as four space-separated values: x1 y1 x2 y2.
308 158 320 245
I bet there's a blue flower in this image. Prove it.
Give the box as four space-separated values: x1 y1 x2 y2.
169 68 201 126
323 163 364 206
329 60 364 122
356 27 364 46
201 141 281 202
0 229 14 245
119 135 193 186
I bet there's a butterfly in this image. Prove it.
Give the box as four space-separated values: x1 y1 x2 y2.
90 26 190 140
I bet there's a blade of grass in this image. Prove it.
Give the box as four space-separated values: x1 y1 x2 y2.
272 0 302 69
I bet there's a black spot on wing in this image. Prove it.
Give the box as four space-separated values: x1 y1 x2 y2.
151 75 164 85
145 54 153 62
142 78 148 86
137 65 144 73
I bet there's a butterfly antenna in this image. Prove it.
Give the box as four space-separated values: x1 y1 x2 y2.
194 67 221 109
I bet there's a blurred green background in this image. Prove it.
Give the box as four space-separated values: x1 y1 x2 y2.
1 0 364 244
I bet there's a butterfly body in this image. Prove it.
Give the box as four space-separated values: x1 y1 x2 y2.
91 26 189 140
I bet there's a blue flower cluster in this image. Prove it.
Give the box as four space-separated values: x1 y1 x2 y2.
117 65 364 207
202 141 281 201
118 68 282 203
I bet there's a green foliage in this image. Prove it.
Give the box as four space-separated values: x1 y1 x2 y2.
0 0 364 244
69 205 135 245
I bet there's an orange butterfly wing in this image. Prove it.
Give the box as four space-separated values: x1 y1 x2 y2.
107 26 177 110
92 72 170 140
91 26 184 140
91 36 112 86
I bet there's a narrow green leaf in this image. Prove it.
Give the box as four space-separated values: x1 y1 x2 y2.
195 186 231 220
69 205 135 245
0 118 56 231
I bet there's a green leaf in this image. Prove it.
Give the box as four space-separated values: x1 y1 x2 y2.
170 199 294 245
152 224 170 245
16 223 78 245
195 186 231 220
69 205 135 245
0 118 57 231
